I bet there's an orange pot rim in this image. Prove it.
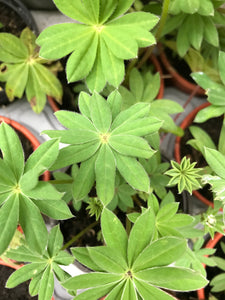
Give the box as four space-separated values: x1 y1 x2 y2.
158 43 205 96
0 116 50 181
197 232 224 300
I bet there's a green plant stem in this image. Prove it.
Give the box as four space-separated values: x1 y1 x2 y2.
61 220 99 250
137 0 171 69
48 179 73 185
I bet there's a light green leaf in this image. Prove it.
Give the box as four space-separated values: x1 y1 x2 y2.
53 250 74 265
19 195 48 254
72 247 104 272
52 0 95 24
37 23 92 60
110 0 135 19
122 279 138 300
6 245 44 263
109 135 155 159
39 265 54 300
95 145 116 205
48 225 63 257
204 148 225 179
49 141 101 170
101 208 128 259
0 122 24 181
128 208 155 266
133 237 187 271
63 272 122 290
107 90 122 121
78 92 92 119
115 153 150 192
25 138 59 174
29 271 43 296
0 32 28 59
90 93 112 132
0 194 19 255
203 17 219 47
194 105 225 123
6 263 46 288
66 32 98 83
5 63 28 101
134 279 176 300
102 26 138 60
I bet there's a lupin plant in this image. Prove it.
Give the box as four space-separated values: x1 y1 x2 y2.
0 0 225 300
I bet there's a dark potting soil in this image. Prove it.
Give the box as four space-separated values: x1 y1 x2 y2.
0 2 27 36
0 264 38 299
205 236 225 300
180 116 224 202
60 202 102 249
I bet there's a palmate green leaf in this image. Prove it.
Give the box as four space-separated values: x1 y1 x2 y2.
95 145 116 205
72 155 96 201
204 148 225 179
128 208 155 266
99 0 117 23
101 208 128 258
110 0 135 20
134 279 176 300
0 194 19 255
71 283 117 300
132 237 187 272
114 152 150 192
6 262 46 288
5 63 28 101
19 194 48 254
104 280 125 300
109 135 155 159
52 263 71 282
0 48 25 63
38 265 54 300
135 266 208 291
0 122 24 181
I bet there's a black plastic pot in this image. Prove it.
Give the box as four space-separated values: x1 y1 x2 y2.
0 0 38 34
21 0 56 10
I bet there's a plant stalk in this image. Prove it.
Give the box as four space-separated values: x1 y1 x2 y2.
137 0 171 69
61 220 99 250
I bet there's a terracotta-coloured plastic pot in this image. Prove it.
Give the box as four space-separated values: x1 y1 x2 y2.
174 102 213 207
158 44 205 97
0 116 50 181
197 232 224 300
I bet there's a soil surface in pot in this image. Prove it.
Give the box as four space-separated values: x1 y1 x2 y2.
205 236 225 300
0 264 38 299
180 115 223 202
0 2 27 36
60 203 102 249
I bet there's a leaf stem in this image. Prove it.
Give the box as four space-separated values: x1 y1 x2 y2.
137 0 171 69
61 220 99 250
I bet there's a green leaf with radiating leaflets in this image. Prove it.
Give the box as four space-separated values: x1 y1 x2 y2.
95 145 116 205
0 32 29 59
